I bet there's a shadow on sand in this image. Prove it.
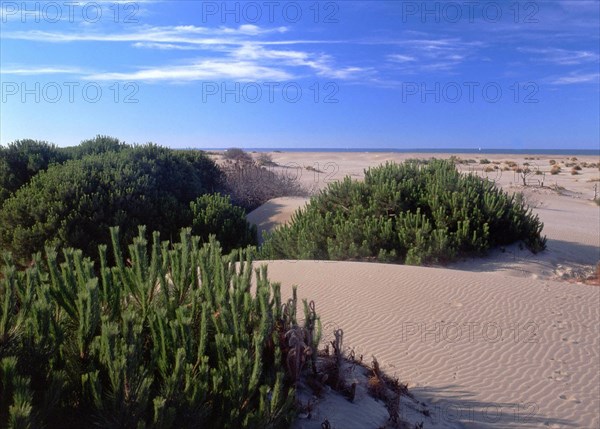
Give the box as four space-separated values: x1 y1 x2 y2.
410 384 577 428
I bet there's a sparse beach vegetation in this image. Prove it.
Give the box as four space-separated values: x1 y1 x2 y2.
261 159 546 264
221 151 308 212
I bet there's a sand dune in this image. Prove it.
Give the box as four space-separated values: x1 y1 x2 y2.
245 153 599 282
242 152 599 427
246 196 308 244
262 260 599 428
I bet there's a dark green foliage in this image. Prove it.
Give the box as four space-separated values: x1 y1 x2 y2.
61 135 127 159
190 194 257 253
0 139 68 205
0 229 319 428
0 145 223 263
261 160 546 264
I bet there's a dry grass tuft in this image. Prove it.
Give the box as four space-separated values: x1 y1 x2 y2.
565 262 600 286
366 357 409 428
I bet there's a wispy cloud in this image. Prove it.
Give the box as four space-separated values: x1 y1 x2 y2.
0 66 85 75
387 54 416 63
2 24 288 46
386 38 482 73
2 23 367 82
86 60 292 82
87 44 372 82
1 8 379 83
550 72 600 85
230 44 373 79
0 0 160 23
519 47 599 65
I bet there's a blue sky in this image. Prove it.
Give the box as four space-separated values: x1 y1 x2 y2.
1 0 599 149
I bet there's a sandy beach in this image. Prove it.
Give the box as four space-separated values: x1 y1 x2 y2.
243 151 599 428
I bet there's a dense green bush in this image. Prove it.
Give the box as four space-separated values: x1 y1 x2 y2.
261 160 546 264
0 145 223 263
0 139 68 204
0 229 319 428
190 194 257 253
61 135 127 159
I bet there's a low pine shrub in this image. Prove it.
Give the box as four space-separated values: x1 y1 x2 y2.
261 160 546 264
190 193 257 253
61 135 127 159
0 228 318 428
0 145 223 263
0 139 68 204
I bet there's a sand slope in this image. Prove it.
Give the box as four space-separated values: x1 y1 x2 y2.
243 153 599 427
246 196 308 244
245 153 599 282
261 260 599 428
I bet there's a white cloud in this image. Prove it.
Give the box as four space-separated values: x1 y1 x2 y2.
132 42 199 50
386 38 481 73
388 54 416 63
2 23 368 83
229 44 371 79
2 24 290 46
85 60 292 82
519 47 599 65
0 66 84 75
550 72 600 85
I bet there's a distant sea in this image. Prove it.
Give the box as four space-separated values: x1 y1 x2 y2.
205 148 599 155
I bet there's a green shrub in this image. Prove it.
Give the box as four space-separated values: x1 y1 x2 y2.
0 139 68 204
0 145 223 263
61 135 127 159
190 194 257 253
479 158 491 164
0 228 317 428
261 160 546 264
